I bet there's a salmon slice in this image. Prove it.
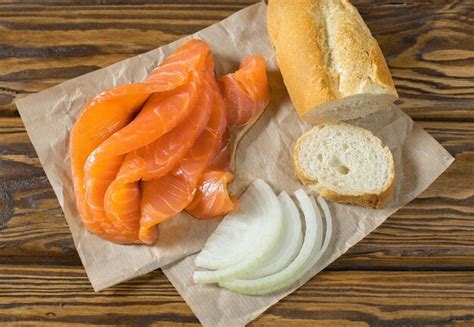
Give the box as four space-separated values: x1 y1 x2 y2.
84 155 142 243
71 40 210 243
139 175 194 244
139 65 227 244
104 149 146 237
142 87 211 181
186 170 238 219
98 86 202 244
92 52 209 243
96 41 211 157
209 129 231 171
186 55 270 220
71 88 178 240
145 39 210 85
96 82 199 158
80 93 177 243
72 40 270 244
82 82 199 242
71 91 147 237
218 55 269 127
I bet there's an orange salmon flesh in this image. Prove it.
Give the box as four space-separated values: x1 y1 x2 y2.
70 39 270 245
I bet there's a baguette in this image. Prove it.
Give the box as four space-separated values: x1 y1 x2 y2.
267 0 398 123
293 123 395 208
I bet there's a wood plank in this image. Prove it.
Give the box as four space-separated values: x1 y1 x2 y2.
0 265 199 325
0 117 472 269
1 1 473 120
356 0 474 121
0 118 76 262
0 264 473 325
259 270 474 326
0 2 256 115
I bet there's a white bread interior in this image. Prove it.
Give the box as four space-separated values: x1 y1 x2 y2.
267 0 398 123
293 123 395 208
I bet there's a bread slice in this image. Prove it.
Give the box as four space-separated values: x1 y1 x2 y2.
267 0 398 123
293 123 395 208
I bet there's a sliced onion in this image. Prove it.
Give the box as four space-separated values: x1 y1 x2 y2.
219 190 323 294
313 196 333 265
193 179 282 284
240 191 303 279
259 196 333 294
194 179 278 270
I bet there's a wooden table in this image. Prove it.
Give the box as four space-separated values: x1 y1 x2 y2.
1 0 473 325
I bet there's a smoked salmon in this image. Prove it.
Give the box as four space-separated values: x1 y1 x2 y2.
139 57 227 244
71 40 209 243
142 87 211 181
70 39 269 245
83 82 199 243
186 170 238 219
218 55 269 127
185 55 270 220
104 149 145 238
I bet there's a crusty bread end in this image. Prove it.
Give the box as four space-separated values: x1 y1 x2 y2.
267 0 398 123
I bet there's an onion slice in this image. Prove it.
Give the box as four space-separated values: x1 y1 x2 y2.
264 196 333 294
219 190 323 294
240 191 303 279
193 179 282 284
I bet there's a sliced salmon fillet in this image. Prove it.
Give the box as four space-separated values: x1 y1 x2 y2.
139 175 194 244
71 89 177 241
71 40 210 243
92 51 210 243
70 91 148 237
96 82 199 158
138 63 227 244
71 40 270 245
96 40 211 158
186 55 270 220
145 39 210 85
103 149 145 238
142 87 211 181
84 88 194 243
186 170 238 219
99 87 203 244
85 155 144 243
82 83 199 242
209 129 231 171
218 55 269 127
100 84 210 243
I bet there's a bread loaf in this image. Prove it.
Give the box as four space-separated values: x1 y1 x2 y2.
293 123 395 208
267 0 398 123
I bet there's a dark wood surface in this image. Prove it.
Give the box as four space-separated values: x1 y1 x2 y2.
0 0 473 325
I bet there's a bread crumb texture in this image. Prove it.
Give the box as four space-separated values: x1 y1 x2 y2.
294 123 395 208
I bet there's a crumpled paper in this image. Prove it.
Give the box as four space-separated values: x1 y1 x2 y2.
15 2 454 325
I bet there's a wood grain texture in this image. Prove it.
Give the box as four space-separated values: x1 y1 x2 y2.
1 0 473 120
1 265 474 326
0 0 473 325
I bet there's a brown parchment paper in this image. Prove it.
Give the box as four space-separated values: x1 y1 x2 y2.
16 1 453 322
